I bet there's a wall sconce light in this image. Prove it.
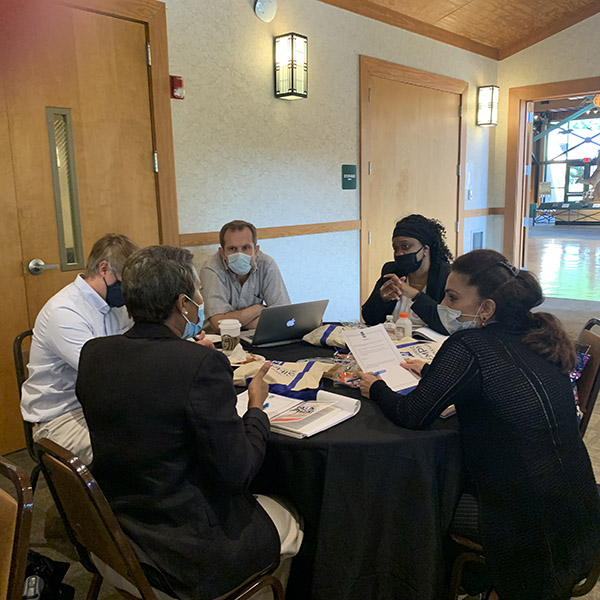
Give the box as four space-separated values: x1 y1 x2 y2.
274 33 308 100
477 85 499 126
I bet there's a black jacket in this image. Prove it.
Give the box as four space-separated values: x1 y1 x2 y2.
76 322 280 600
361 260 451 333
371 324 600 600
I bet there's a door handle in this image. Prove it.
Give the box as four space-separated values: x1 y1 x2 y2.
28 259 60 276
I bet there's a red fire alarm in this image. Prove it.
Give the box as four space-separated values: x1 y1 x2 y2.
170 75 185 100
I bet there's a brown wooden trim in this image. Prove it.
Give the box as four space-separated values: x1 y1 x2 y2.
147 3 179 246
499 3 600 60
463 207 504 218
179 220 362 247
505 77 600 265
61 0 179 246
317 0 499 60
360 56 468 95
61 0 161 21
359 55 467 301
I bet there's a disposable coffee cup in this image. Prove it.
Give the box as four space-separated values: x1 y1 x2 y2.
219 319 241 353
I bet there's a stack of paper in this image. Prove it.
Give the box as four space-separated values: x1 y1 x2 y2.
342 324 420 393
236 390 361 439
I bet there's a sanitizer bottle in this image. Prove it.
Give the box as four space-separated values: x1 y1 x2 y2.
395 312 412 339
384 315 396 338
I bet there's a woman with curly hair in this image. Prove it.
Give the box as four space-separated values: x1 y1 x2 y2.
362 214 453 332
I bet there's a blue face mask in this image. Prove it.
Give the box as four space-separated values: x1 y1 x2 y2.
437 304 482 334
227 252 252 276
182 295 204 339
104 277 125 308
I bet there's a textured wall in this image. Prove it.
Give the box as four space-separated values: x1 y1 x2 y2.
164 0 498 320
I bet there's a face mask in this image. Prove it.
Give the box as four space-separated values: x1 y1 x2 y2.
182 295 204 339
104 277 125 308
394 247 423 277
437 304 483 334
227 252 252 276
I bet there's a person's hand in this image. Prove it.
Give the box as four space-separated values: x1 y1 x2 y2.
357 371 383 399
396 279 420 300
248 361 271 409
379 274 405 301
401 358 426 376
192 330 215 349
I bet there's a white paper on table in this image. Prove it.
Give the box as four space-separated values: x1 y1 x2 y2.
342 324 419 392
235 390 301 419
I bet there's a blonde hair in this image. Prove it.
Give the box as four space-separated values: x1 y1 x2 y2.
85 233 139 278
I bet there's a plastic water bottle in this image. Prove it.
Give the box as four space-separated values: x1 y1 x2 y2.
384 315 396 338
395 312 412 339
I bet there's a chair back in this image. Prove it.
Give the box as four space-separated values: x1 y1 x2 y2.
0 456 33 600
13 331 37 458
13 330 33 395
577 318 600 435
36 438 158 599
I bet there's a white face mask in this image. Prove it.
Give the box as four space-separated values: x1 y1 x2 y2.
437 303 483 334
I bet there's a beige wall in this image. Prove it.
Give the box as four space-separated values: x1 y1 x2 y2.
165 0 499 319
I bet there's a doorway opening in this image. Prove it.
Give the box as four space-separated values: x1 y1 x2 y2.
527 96 600 302
505 78 600 307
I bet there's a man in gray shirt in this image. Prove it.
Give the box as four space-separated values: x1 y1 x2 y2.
201 220 290 331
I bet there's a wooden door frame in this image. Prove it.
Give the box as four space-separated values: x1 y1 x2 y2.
359 55 468 302
61 0 179 246
504 76 600 265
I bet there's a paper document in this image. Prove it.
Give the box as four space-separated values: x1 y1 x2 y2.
236 389 361 438
343 324 419 393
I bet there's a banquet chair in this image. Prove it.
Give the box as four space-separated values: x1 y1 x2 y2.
0 455 34 600
577 318 600 436
36 438 284 600
13 329 43 491
447 490 600 599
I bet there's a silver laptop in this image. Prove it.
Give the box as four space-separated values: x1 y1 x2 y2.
241 300 329 347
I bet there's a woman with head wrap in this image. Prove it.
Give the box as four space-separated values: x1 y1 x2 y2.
361 214 453 333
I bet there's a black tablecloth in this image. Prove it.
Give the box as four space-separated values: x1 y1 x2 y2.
250 341 465 600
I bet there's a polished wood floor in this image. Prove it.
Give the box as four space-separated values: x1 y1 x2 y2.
526 225 600 301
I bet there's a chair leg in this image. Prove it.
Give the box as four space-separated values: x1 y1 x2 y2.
86 573 103 600
448 551 486 600
30 464 42 492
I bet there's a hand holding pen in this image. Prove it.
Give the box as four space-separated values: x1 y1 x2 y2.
355 370 385 400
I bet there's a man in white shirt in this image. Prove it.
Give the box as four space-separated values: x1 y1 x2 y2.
21 233 139 464
201 220 290 332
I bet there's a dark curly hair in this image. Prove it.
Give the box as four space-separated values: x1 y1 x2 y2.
453 249 575 373
392 214 453 267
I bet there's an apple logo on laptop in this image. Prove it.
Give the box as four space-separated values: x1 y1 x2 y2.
286 318 296 327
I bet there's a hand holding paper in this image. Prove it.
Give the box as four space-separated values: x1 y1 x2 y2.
342 325 419 393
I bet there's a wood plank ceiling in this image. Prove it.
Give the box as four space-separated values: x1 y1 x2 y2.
317 0 600 60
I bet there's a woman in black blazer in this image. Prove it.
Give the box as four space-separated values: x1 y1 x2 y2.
76 245 302 600
361 214 453 333
359 250 600 599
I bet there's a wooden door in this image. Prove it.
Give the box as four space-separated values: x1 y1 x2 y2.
4 0 160 321
0 0 169 454
360 57 466 304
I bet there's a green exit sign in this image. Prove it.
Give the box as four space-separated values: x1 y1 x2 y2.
342 164 357 189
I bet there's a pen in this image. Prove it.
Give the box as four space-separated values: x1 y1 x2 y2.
263 402 270 409
345 369 386 384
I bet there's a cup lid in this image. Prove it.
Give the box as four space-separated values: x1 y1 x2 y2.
218 319 241 326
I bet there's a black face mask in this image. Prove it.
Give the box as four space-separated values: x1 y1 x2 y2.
104 277 125 308
393 247 423 277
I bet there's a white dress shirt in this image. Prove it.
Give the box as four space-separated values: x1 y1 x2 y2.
21 274 132 423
